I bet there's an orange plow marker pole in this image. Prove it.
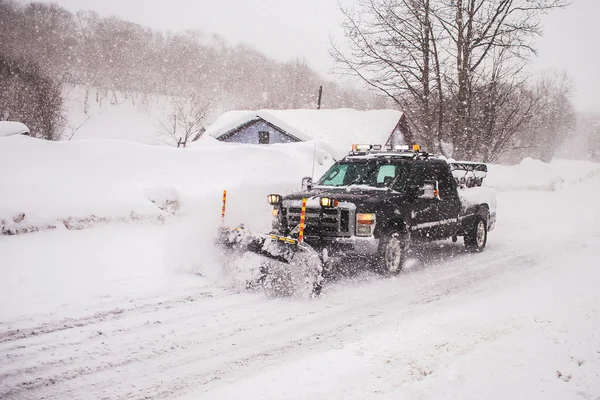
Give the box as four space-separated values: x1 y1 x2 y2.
221 190 227 225
298 198 307 243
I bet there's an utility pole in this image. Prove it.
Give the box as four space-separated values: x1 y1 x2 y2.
317 86 323 110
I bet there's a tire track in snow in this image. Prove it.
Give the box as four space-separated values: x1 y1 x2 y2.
0 290 216 344
1 245 541 400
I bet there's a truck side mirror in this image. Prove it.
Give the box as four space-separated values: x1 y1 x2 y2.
418 180 439 199
302 177 313 191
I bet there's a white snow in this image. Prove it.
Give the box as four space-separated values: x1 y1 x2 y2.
206 108 404 159
61 85 176 145
0 135 333 234
1 134 599 400
458 186 498 214
484 157 600 192
0 121 29 137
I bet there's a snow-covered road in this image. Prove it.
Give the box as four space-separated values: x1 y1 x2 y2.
1 173 599 399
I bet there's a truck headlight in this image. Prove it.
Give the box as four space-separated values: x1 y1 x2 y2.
356 213 376 237
320 197 338 207
267 194 281 205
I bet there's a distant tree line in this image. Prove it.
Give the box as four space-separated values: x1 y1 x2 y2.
0 0 583 163
332 0 577 162
0 54 64 139
0 0 380 116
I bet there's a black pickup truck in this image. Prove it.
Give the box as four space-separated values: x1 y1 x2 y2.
268 145 497 274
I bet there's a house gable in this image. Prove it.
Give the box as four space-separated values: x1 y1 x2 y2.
218 118 303 144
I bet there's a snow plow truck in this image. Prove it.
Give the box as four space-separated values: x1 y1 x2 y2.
216 144 497 297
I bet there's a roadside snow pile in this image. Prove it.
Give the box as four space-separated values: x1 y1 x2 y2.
2 132 598 237
0 135 333 235
144 185 182 214
485 157 600 191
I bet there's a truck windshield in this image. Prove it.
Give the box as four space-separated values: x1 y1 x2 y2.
316 160 408 188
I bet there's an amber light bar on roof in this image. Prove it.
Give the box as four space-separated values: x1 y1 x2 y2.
351 143 421 152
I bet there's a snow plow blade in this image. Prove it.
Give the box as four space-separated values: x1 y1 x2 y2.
216 225 304 264
215 225 324 297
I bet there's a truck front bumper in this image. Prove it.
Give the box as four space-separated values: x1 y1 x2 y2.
304 235 380 259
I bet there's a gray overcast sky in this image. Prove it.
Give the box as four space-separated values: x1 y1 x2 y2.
24 0 600 112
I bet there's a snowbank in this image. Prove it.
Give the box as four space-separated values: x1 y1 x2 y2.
2 133 599 237
485 157 600 191
0 135 333 234
0 121 30 137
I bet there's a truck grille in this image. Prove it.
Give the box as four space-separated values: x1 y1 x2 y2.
285 206 351 236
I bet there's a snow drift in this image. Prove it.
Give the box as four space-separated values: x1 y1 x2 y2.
484 157 600 191
2 134 598 235
0 135 333 235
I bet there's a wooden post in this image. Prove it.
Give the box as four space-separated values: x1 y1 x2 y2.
298 198 307 243
221 190 227 225
317 86 323 110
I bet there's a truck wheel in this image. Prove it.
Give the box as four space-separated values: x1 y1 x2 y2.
376 231 406 275
464 216 487 252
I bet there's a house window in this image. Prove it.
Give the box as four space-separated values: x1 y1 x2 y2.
259 131 269 144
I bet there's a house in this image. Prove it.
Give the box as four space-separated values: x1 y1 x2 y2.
205 108 412 159
0 121 30 137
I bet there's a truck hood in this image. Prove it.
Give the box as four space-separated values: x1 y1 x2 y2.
282 186 403 210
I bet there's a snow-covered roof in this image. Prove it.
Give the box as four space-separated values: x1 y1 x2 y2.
205 110 313 142
205 108 404 158
0 121 30 137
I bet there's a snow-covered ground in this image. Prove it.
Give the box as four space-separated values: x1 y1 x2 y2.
1 136 599 399
61 85 175 145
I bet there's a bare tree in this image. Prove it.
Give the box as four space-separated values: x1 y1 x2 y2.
331 0 444 150
65 114 93 140
0 54 64 140
160 95 210 148
517 71 576 162
436 0 569 158
591 121 600 161
334 0 570 160
464 49 537 162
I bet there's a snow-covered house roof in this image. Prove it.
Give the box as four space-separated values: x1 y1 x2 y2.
0 121 30 137
205 108 408 159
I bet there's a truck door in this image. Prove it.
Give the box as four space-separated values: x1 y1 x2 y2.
430 161 461 238
404 161 440 238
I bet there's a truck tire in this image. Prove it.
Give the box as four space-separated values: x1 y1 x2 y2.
376 231 406 275
464 216 487 252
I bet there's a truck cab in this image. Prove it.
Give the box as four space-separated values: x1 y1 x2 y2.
270 144 497 273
